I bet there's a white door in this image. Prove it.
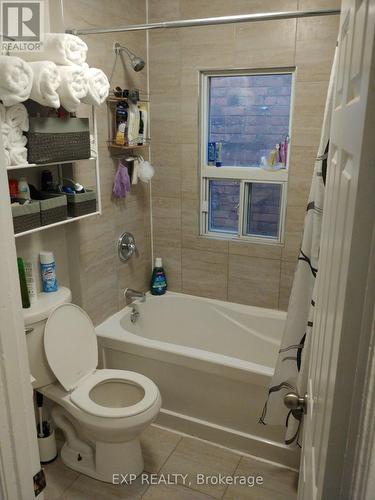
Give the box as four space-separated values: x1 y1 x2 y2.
299 0 375 499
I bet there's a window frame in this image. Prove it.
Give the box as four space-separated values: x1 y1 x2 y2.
199 68 295 245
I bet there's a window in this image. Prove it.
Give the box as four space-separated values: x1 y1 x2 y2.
200 70 293 243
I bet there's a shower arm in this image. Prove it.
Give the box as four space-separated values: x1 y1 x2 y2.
67 9 340 36
113 43 133 58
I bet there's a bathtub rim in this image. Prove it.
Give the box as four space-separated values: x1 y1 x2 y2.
96 292 286 386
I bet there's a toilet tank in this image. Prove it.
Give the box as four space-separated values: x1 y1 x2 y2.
23 287 72 389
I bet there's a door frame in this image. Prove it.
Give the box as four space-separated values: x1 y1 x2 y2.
299 0 375 497
0 138 43 497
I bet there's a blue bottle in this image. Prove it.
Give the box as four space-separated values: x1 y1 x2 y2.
150 257 167 295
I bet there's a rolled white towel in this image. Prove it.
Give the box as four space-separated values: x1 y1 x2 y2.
56 65 88 112
28 61 61 108
0 102 5 122
4 148 10 166
23 33 88 66
81 65 110 106
7 126 27 148
5 103 29 131
0 56 33 106
9 146 28 166
1 122 11 149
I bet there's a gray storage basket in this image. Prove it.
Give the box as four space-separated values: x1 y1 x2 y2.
27 118 91 164
39 194 67 226
66 190 97 217
11 200 41 234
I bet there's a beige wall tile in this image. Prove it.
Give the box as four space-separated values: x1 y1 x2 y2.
285 205 306 233
152 196 181 248
228 255 281 308
287 146 317 207
181 248 228 300
179 0 297 18
181 144 199 200
282 231 302 262
229 240 282 260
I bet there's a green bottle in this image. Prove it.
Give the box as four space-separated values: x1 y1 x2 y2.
17 257 30 309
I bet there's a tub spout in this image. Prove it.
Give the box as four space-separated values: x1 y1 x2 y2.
124 288 146 305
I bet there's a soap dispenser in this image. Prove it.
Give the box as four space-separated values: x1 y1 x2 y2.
150 257 167 295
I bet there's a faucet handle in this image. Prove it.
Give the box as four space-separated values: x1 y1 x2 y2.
118 232 139 262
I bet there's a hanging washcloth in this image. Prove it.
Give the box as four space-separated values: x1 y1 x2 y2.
113 160 131 198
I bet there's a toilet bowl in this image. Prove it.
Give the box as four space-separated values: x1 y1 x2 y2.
24 292 161 483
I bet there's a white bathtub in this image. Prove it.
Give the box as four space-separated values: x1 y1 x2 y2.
96 292 298 468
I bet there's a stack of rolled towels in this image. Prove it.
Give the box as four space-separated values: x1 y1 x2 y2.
1 103 29 166
0 33 110 114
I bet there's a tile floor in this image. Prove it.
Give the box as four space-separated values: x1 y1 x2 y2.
44 425 298 500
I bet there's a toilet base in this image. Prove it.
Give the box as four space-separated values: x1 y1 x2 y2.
60 438 144 483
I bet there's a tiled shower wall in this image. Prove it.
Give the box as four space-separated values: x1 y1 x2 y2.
149 0 340 310
62 0 152 325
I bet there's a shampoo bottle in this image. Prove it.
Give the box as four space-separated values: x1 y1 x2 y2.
17 258 30 308
150 257 167 296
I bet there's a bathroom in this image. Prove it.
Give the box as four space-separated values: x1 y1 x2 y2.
1 0 375 499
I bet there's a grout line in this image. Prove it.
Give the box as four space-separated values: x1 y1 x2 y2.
220 454 242 500
153 434 183 476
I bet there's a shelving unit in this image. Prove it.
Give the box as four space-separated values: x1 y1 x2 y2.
14 211 101 238
7 157 97 171
9 106 102 237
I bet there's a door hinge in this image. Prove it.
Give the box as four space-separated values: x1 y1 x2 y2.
33 469 46 496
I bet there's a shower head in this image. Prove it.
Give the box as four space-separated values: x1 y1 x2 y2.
114 42 145 72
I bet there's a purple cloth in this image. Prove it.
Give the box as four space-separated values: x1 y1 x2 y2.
113 161 131 198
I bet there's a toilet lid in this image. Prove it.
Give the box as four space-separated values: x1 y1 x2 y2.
44 304 98 391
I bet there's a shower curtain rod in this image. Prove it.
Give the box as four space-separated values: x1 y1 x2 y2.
66 8 340 36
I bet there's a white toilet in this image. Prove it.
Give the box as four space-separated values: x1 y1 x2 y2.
24 287 161 483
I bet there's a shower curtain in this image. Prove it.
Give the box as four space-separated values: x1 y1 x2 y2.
259 48 338 445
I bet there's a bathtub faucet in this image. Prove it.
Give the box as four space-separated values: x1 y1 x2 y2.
124 288 146 305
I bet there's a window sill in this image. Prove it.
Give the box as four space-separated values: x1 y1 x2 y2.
199 232 284 247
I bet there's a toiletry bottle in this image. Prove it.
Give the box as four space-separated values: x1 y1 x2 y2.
215 141 222 167
24 260 37 304
138 109 144 145
17 258 30 308
18 177 31 201
208 142 216 166
40 251 58 293
150 257 167 296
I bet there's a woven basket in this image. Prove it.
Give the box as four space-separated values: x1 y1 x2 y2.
27 117 91 164
12 200 41 234
40 194 67 226
66 190 97 217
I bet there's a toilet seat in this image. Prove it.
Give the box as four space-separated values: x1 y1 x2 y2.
70 369 159 418
44 304 159 419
